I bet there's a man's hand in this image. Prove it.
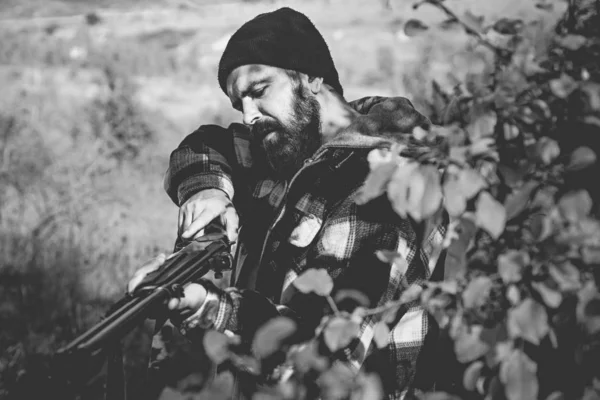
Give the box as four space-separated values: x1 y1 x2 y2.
127 253 207 316
179 189 239 242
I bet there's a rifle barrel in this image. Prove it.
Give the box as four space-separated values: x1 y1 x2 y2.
57 238 230 356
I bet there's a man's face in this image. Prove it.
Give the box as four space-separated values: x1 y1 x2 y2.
226 64 322 180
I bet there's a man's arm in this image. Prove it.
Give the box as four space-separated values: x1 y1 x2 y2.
164 123 259 241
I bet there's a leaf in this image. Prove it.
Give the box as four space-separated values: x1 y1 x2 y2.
252 317 297 359
582 245 600 264
535 2 554 11
334 289 371 308
498 250 529 284
549 262 581 291
463 276 493 308
387 162 420 218
463 361 485 391
500 349 538 400
400 284 424 304
545 392 565 400
582 387 600 400
413 165 443 221
469 137 496 156
443 217 477 280
443 175 467 217
567 147 597 171
494 341 515 366
493 18 524 35
549 73 578 98
580 82 600 112
455 325 491 363
475 191 506 239
355 162 398 205
290 342 328 373
503 122 520 140
373 321 390 349
556 34 587 50
577 281 600 334
382 304 400 324
507 298 549 345
367 148 394 169
404 19 429 37
375 250 408 275
318 363 355 400
531 137 561 165
323 317 361 352
195 371 235 400
458 168 487 199
351 373 384 400
532 282 563 308
558 190 592 222
507 284 521 306
203 330 231 364
412 126 429 140
467 112 497 140
504 181 539 220
480 321 509 349
294 269 333 296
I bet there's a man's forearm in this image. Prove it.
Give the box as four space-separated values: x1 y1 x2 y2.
178 282 281 341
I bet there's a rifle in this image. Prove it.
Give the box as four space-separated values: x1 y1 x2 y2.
52 221 233 399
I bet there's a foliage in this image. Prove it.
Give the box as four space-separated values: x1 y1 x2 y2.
188 1 600 399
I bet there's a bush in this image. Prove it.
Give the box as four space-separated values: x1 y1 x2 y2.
176 1 600 400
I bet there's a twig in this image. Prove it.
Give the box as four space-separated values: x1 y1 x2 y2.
413 0 509 56
361 300 401 317
326 296 340 315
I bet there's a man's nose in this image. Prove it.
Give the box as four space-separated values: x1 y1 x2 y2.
242 99 261 126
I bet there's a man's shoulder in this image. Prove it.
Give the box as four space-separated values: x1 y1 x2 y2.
186 122 249 137
179 123 251 152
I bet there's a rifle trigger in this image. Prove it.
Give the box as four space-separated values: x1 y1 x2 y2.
170 283 185 299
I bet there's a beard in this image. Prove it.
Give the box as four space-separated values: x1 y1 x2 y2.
251 84 322 181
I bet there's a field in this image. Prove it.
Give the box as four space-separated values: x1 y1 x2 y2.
0 0 566 398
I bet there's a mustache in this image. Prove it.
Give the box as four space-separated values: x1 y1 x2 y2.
251 119 284 139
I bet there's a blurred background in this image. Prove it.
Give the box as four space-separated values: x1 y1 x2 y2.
0 0 566 398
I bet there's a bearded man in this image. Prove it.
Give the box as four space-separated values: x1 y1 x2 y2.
130 7 446 399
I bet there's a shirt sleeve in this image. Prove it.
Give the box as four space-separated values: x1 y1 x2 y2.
164 124 238 206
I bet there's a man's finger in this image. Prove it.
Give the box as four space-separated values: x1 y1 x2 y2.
224 207 239 242
168 298 180 310
178 208 185 237
168 284 206 311
182 207 195 235
182 209 221 239
128 253 167 293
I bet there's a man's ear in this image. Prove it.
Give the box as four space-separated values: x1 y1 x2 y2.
307 76 324 94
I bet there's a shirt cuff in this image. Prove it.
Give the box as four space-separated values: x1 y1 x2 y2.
177 173 234 206
178 284 236 334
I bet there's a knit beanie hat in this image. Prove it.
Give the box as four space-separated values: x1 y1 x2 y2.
218 7 343 96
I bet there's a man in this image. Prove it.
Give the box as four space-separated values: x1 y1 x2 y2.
130 7 444 399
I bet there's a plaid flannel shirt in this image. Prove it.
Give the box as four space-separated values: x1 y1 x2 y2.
164 97 444 399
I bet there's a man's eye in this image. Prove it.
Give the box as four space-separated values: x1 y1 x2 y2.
253 87 266 98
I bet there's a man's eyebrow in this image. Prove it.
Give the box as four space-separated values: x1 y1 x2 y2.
231 77 271 110
240 78 271 98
